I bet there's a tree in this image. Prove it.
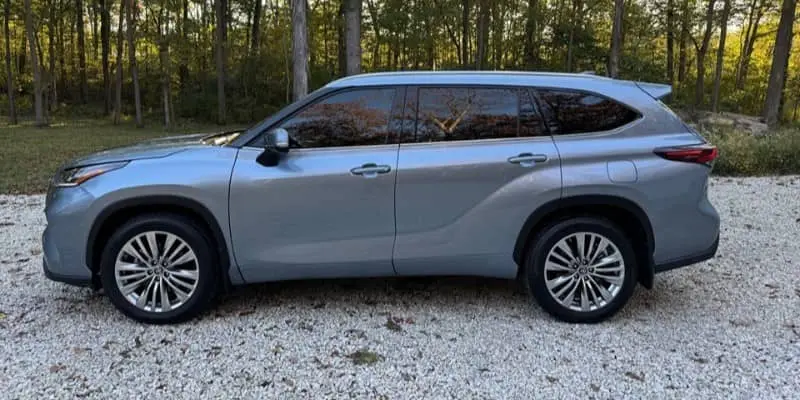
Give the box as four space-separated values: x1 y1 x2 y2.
735 0 767 89
100 0 111 115
215 0 227 124
125 0 142 127
476 0 489 69
678 0 689 82
343 0 361 75
693 0 716 107
666 0 674 84
76 0 88 103
524 0 539 69
156 0 173 128
251 0 262 55
292 0 308 100
609 0 624 78
763 0 797 126
711 0 731 112
113 0 123 124
3 0 16 124
24 0 47 126
461 0 469 68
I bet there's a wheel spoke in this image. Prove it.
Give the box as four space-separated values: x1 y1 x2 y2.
168 274 196 291
136 278 156 308
590 272 624 286
117 262 148 272
545 260 574 273
587 276 613 302
164 277 190 302
575 233 586 260
170 250 197 267
546 274 573 290
120 275 151 295
159 277 170 311
146 232 160 260
122 243 149 265
579 281 590 311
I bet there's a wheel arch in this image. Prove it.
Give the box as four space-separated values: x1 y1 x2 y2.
513 195 655 289
86 195 234 290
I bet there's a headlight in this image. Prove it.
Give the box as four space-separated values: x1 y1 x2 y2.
54 161 129 187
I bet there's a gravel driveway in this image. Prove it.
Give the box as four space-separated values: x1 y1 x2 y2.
1 177 799 399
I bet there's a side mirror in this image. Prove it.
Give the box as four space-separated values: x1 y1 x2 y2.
267 128 290 153
256 128 290 167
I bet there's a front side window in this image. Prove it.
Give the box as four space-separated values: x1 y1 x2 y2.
413 87 544 142
278 88 396 148
535 89 640 135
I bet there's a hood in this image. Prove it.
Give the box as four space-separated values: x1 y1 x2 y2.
66 130 244 168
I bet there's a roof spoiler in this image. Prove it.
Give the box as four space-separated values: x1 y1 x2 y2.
635 81 672 100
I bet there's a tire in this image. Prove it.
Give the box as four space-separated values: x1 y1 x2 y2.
100 213 220 324
524 217 637 323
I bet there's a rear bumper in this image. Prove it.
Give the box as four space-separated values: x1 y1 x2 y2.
653 234 719 273
43 257 92 287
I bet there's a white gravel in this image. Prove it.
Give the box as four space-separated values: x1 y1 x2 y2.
1 177 799 399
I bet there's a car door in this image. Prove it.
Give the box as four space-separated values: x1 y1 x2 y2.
229 87 403 283
393 86 562 279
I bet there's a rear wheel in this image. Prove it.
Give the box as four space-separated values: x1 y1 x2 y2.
100 214 219 324
524 217 637 323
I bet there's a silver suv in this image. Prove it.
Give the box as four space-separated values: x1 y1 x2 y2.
43 71 720 324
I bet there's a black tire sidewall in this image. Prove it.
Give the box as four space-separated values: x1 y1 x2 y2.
525 217 637 323
100 214 218 324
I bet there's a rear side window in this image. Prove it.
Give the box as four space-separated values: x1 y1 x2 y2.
535 89 639 135
412 87 547 143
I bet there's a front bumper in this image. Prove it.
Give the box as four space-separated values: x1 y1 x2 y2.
42 225 94 287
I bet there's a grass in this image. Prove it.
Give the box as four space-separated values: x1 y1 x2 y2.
0 118 245 194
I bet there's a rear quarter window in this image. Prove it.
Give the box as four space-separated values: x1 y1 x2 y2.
535 89 640 135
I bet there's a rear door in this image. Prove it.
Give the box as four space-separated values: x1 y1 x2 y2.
392 86 562 278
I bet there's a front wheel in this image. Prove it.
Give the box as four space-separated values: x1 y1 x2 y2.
524 217 637 323
100 214 219 324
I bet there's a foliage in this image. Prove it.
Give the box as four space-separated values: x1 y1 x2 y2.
703 125 800 175
0 0 798 126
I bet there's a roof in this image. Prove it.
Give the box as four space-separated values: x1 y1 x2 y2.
325 70 614 89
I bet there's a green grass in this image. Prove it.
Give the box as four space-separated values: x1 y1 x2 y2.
0 118 244 194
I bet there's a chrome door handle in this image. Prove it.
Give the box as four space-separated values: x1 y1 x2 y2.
350 163 392 178
508 153 548 167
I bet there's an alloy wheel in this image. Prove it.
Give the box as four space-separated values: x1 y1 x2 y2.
113 231 200 313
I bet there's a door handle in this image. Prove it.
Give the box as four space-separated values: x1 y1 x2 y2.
350 163 392 178
508 153 548 167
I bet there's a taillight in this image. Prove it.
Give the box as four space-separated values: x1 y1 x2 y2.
654 144 718 165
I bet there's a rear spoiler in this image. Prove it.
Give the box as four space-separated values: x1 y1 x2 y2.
634 81 672 101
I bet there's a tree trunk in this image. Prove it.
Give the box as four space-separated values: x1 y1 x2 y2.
158 0 172 128
678 0 689 82
694 0 716 107
736 0 764 89
344 0 361 75
100 0 110 115
666 0 674 84
76 0 88 103
712 0 731 113
215 0 227 124
608 0 624 78
48 0 57 111
178 0 188 89
24 0 47 126
524 0 538 69
4 0 16 124
461 0 469 68
113 0 124 124
476 0 489 69
566 0 580 72
491 1 503 68
251 0 262 55
763 0 797 127
366 0 382 69
126 0 143 127
292 0 308 100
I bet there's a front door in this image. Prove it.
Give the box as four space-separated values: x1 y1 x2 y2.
229 87 402 282
393 86 562 278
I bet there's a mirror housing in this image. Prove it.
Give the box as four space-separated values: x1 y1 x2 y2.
256 128 290 167
267 128 290 153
